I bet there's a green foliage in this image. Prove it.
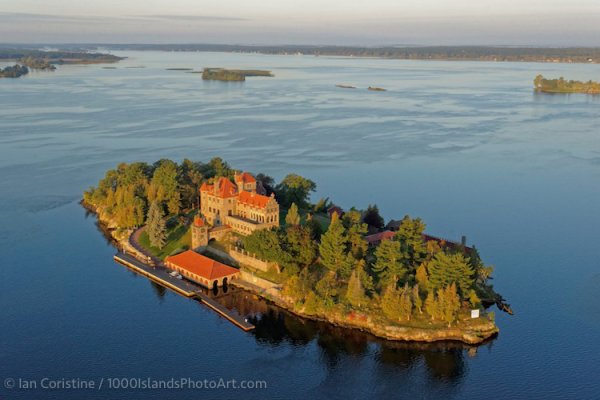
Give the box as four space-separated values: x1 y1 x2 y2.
438 283 461 327
415 263 429 293
395 215 427 269
362 204 384 230
412 284 423 314
207 157 232 178
0 64 29 78
534 74 600 94
343 209 369 260
285 203 301 226
318 213 352 278
372 239 406 288
255 173 275 195
381 283 415 322
313 197 332 213
425 292 440 320
146 201 167 249
346 269 367 308
427 251 475 296
285 225 318 269
315 272 338 308
275 173 316 209
149 159 180 215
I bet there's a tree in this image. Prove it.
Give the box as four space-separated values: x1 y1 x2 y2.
149 159 180 215
285 203 301 226
362 204 384 231
396 215 427 269
427 252 475 296
398 286 413 321
438 283 461 327
373 239 406 288
425 292 437 320
146 201 167 249
412 284 423 314
315 272 338 308
207 157 232 178
380 284 401 321
285 225 317 269
343 209 369 259
415 263 429 293
255 173 275 195
275 174 316 209
346 269 367 308
318 213 352 278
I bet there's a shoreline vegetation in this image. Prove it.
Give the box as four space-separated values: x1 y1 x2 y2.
83 158 503 344
202 68 274 81
0 64 29 78
101 43 600 64
0 48 124 73
534 74 600 94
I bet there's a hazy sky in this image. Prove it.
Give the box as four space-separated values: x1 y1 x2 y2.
1 0 599 45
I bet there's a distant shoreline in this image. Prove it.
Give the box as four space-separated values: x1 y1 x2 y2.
92 44 600 64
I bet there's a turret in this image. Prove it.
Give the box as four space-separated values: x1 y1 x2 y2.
191 215 209 249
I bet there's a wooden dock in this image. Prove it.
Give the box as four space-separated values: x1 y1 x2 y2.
113 252 255 331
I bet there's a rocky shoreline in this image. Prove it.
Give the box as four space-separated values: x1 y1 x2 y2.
83 200 499 345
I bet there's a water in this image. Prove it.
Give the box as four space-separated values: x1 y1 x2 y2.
1 51 599 399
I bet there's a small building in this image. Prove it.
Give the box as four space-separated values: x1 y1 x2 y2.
385 219 402 231
364 230 396 246
165 250 239 288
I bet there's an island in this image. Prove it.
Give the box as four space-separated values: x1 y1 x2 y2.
83 158 508 344
0 64 29 78
534 75 600 94
336 84 356 89
18 57 56 70
0 48 124 65
202 68 274 81
368 86 387 91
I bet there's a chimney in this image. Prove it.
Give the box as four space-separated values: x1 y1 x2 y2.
461 235 467 246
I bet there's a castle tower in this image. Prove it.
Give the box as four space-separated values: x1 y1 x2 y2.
191 215 209 249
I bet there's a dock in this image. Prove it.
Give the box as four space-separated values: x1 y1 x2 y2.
113 252 255 331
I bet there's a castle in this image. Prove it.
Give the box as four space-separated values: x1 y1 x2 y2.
191 172 280 249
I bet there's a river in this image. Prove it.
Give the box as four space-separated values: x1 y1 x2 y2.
0 51 599 399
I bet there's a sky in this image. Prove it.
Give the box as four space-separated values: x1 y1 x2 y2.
1 0 599 46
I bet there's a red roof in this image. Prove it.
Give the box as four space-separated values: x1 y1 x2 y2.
166 250 239 280
364 230 396 244
193 216 204 227
200 177 238 198
238 191 272 209
235 172 256 184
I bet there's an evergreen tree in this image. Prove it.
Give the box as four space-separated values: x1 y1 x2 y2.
427 252 475 296
415 263 429 293
425 292 440 321
373 239 406 288
380 284 402 321
346 269 367 308
285 202 301 226
363 204 384 231
149 159 180 215
146 201 167 249
285 225 317 269
412 284 423 314
398 286 413 321
396 215 427 269
343 209 369 259
319 213 352 278
439 283 461 327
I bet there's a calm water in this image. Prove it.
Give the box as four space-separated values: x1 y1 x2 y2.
0 51 599 399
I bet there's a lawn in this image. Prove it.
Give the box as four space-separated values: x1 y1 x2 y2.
138 223 191 259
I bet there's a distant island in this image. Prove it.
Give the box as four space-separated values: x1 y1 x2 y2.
83 158 509 344
202 68 274 81
0 64 29 78
18 57 56 70
368 86 386 91
0 48 124 65
102 43 600 64
534 74 600 94
336 84 356 89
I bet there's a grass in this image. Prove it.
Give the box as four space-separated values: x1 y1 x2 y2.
138 223 191 259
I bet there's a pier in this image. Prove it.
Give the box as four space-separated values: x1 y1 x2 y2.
113 252 255 331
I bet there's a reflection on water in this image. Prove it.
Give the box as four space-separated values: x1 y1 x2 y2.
208 284 475 384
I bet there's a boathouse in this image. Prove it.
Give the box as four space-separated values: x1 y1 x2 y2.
165 250 239 288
